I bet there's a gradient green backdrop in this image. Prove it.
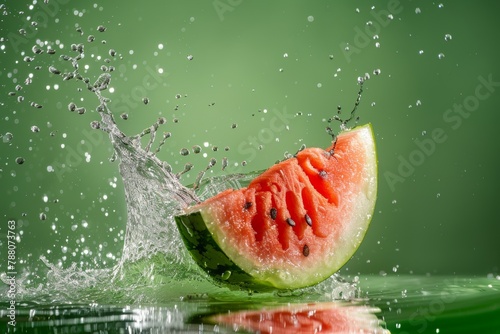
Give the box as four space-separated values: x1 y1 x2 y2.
1 1 499 281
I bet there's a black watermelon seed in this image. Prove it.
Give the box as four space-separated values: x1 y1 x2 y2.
303 244 310 257
270 208 277 220
305 214 312 226
286 218 296 227
244 202 253 210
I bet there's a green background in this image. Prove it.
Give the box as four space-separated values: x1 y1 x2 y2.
1 0 499 280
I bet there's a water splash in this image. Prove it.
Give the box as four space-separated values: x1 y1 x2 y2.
1 23 361 304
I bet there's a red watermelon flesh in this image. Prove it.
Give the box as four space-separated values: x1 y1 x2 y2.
211 303 389 334
176 124 377 290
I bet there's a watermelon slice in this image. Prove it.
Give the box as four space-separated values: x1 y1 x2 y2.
210 303 389 334
175 124 377 290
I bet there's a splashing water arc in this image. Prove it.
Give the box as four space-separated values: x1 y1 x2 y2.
93 90 200 270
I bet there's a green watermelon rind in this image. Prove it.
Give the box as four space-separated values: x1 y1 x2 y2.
175 212 275 291
175 124 377 291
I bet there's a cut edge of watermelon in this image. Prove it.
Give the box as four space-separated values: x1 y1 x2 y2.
179 124 377 290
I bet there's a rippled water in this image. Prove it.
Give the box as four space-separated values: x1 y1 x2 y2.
1 275 499 333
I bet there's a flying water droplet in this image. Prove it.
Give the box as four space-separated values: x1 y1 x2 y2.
192 145 201 154
93 73 111 91
2 132 14 143
48 66 61 75
221 270 231 280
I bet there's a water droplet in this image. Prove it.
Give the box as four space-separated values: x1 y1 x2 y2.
419 50 424 55
221 270 231 280
307 15 314 22
2 132 13 143
438 53 445 60
392 200 397 204
39 213 47 221
15 157 25 165
436 193 441 198
143 97 149 105
231 123 237 129
373 69 381 75
180 148 189 156
192 145 201 154
97 25 106 32
187 55 193 60
438 3 444 8
32 45 43 54
283 53 288 58
90 121 100 129
416 100 422 106
109 49 116 57
48 66 61 75
120 113 128 120
31 125 40 133
444 34 452 42
68 102 77 112
93 73 111 91
415 7 421 14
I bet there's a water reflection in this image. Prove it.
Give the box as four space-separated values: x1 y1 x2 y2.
211 302 388 334
0 301 387 333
